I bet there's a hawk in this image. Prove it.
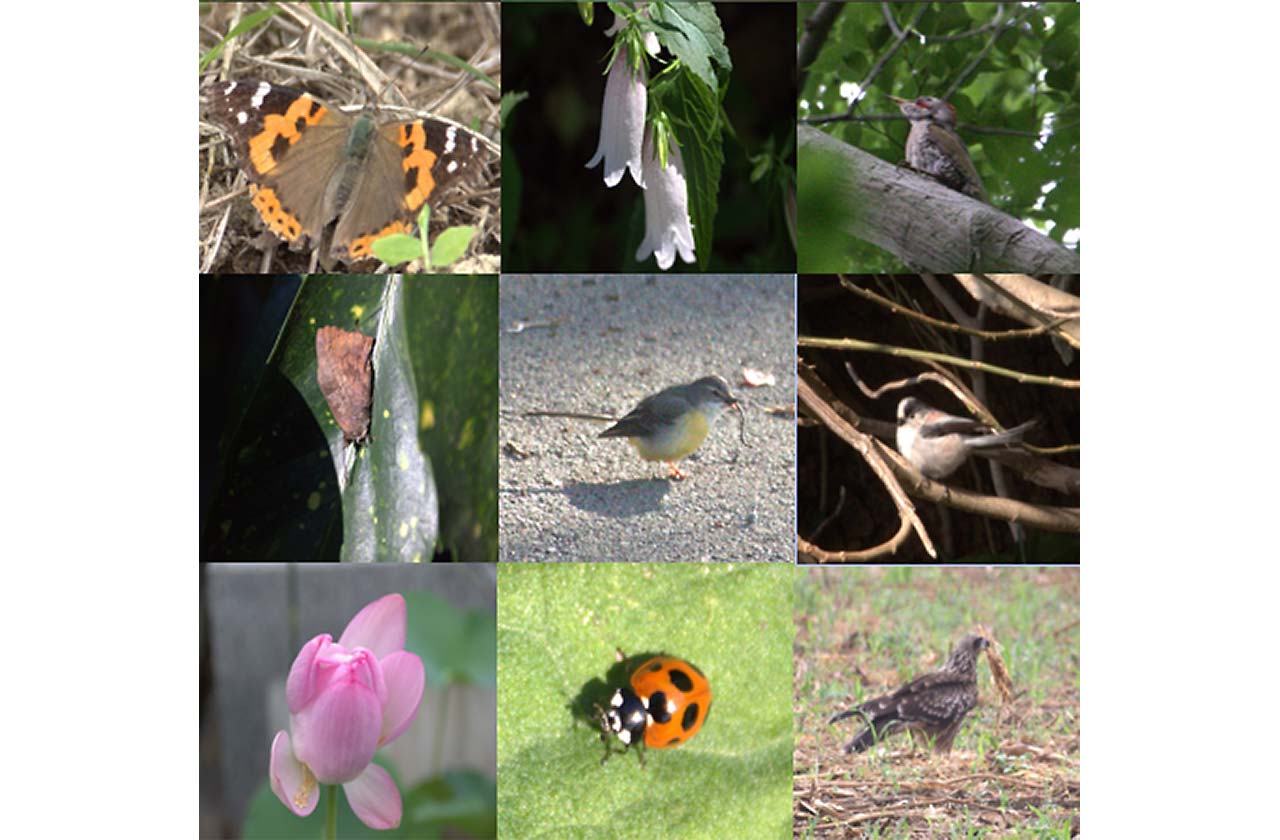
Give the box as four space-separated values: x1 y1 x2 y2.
829 634 989 755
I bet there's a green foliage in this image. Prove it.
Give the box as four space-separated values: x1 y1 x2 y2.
659 69 726 271
798 2 1080 270
649 1 732 94
502 3 792 272
640 2 733 271
401 276 498 562
241 764 497 839
500 90 530 127
198 7 277 72
278 278 438 563
202 276 496 562
405 589 496 689
795 139 863 273
496 564 793 840
402 771 497 839
373 205 478 269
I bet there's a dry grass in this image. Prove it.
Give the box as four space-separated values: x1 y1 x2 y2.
794 567 1079 838
198 2 501 274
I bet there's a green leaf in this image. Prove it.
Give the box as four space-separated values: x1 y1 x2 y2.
403 771 497 839
649 2 731 94
500 90 530 128
665 69 725 271
402 276 498 562
430 226 478 268
203 276 495 562
199 7 277 72
372 233 423 267
405 590 496 688
800 2 1080 260
280 278 439 563
796 139 862 273
496 564 793 838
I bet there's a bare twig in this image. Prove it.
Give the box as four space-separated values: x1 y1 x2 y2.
799 335 1080 389
799 367 937 559
839 277 1074 341
798 1 845 93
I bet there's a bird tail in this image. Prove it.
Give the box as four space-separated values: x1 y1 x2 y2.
831 707 896 753
846 725 879 754
964 418 1037 450
828 708 863 726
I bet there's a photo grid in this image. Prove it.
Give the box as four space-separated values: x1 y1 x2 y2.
197 3 1080 838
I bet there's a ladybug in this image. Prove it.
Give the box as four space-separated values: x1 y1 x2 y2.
598 655 712 764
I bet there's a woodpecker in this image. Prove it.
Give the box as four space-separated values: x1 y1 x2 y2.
888 95 987 202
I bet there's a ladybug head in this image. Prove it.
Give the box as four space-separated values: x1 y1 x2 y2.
600 687 649 747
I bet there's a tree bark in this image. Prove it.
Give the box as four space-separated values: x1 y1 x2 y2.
799 125 1081 273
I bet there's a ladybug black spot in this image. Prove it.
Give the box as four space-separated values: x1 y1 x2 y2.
682 702 701 732
667 667 695 693
647 690 672 724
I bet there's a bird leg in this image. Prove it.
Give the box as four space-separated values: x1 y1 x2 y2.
666 462 688 481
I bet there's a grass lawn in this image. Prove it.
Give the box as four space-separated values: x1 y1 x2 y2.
793 567 1079 839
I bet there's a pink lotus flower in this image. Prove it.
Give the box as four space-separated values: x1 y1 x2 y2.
585 44 648 189
269 593 424 830
635 128 696 270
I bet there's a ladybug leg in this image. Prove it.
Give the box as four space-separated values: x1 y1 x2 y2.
594 702 617 763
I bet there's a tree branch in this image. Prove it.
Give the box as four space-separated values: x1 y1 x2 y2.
798 125 1080 272
797 1 844 95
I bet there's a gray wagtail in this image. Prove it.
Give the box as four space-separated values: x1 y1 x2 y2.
598 375 741 479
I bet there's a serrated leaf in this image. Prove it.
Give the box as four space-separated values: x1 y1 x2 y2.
650 2 730 94
666 69 725 271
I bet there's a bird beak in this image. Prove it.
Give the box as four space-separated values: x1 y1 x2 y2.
887 95 908 106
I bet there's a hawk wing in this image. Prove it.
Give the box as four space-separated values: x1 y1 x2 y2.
830 635 988 755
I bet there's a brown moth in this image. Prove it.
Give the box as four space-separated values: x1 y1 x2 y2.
315 326 375 445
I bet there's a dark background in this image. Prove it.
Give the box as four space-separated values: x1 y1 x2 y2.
502 2 796 272
797 275 1080 563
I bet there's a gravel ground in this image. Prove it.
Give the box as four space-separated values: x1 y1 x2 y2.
499 274 796 561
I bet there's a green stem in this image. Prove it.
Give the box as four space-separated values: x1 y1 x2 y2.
324 785 338 840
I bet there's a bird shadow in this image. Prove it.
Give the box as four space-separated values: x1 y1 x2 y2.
564 478 671 517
